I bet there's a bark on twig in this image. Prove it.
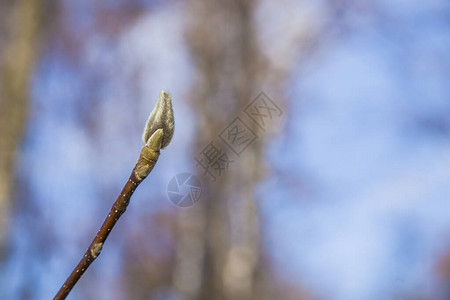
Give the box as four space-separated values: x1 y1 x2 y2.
54 91 174 299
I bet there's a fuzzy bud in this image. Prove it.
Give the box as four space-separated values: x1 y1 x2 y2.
142 90 174 149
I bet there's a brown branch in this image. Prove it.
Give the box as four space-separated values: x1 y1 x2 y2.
54 91 174 299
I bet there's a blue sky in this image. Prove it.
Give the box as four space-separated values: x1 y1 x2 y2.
262 1 450 298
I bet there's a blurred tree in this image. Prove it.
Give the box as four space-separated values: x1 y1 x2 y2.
174 1 274 300
0 0 51 255
176 1 345 299
121 210 177 299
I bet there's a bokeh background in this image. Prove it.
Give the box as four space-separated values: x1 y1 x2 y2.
0 0 449 299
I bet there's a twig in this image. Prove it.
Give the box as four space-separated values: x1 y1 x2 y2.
54 91 174 299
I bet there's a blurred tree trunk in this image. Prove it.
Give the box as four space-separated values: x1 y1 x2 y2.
174 1 269 300
0 0 44 254
173 0 341 298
